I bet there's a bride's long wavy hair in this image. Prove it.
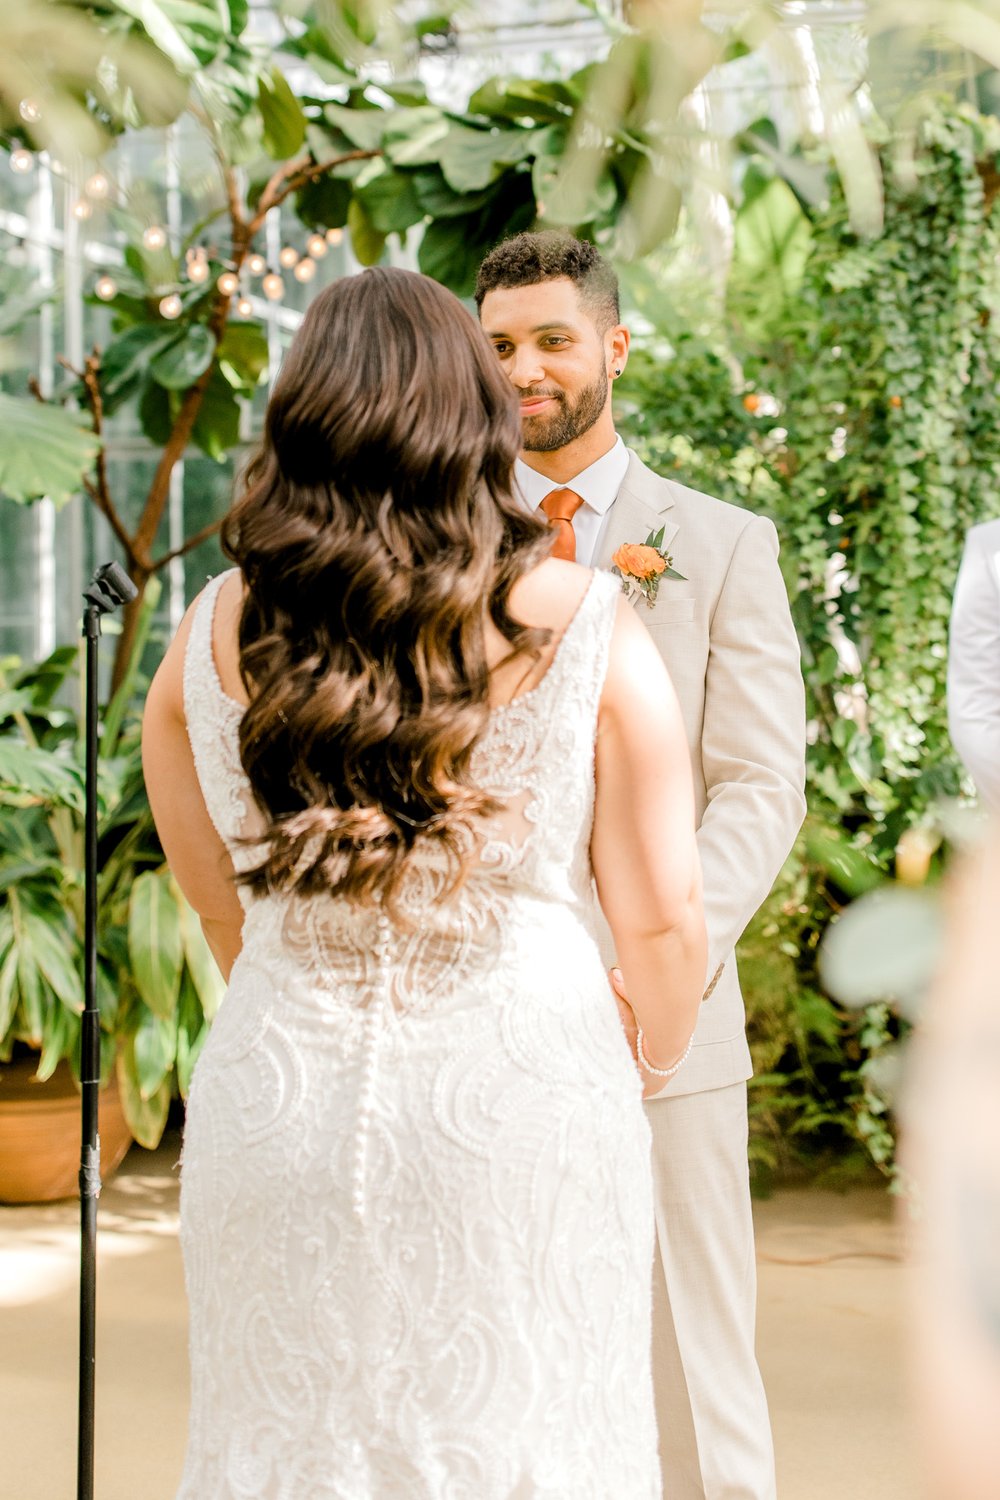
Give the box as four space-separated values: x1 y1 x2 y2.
222 265 552 904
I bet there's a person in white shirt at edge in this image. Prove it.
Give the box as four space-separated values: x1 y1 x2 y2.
476 231 807 1500
947 518 1000 814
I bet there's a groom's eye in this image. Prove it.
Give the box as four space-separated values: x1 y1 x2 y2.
492 341 513 357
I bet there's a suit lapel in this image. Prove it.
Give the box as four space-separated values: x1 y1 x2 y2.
596 451 679 571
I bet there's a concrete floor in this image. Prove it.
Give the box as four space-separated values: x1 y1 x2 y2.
1 1133 919 1500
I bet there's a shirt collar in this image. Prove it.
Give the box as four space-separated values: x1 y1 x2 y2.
515 435 628 517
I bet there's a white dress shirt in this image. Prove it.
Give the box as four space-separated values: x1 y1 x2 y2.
947 517 1000 811
515 436 630 567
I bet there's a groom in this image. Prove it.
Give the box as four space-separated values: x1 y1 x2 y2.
476 232 806 1500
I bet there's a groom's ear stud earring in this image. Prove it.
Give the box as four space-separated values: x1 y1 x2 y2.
613 367 622 376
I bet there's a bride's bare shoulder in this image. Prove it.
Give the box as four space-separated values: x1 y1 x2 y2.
507 558 594 635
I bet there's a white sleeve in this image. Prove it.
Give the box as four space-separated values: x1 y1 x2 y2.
947 528 1000 812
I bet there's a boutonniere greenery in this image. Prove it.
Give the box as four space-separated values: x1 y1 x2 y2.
611 528 686 609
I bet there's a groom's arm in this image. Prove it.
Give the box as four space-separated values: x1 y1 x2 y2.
698 514 806 988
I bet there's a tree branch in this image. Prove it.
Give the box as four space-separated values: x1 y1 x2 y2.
57 350 140 571
151 515 224 572
247 149 379 237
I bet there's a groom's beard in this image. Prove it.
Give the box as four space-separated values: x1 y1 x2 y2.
519 366 609 453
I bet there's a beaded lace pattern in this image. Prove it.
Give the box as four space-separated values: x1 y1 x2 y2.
176 567 660 1499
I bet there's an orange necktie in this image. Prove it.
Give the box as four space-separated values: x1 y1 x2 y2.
540 487 585 562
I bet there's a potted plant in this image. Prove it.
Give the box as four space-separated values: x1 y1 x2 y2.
0 583 223 1202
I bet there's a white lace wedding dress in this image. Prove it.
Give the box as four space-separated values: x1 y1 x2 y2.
175 567 660 1499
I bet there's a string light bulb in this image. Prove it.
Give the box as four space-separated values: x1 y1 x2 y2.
293 257 316 283
71 198 92 220
85 172 110 200
236 297 253 317
325 227 343 246
217 271 239 296
278 245 299 269
307 233 328 259
247 253 266 275
187 256 209 284
159 293 182 319
262 272 284 301
18 99 41 124
95 275 117 301
9 149 33 174
142 225 167 251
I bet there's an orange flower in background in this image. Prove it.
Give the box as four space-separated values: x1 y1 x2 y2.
612 543 666 581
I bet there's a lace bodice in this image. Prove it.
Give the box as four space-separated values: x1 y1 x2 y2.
183 567 620 1015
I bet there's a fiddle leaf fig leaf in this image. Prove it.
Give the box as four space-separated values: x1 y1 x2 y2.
258 66 307 159
100 324 181 412
150 324 216 390
354 162 425 234
437 123 535 193
0 394 99 507
191 365 241 460
347 197 387 266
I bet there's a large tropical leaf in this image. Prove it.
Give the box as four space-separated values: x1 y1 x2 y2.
116 1042 172 1146
149 324 216 390
175 968 209 1095
0 943 18 1041
128 869 183 1018
728 174 813 336
36 996 78 1081
100 324 182 412
131 1005 177 1098
0 394 99 508
354 160 425 234
105 0 233 72
216 321 268 392
191 363 241 461
347 197 387 267
177 892 223 1020
20 898 84 1014
0 0 188 159
0 740 85 809
258 66 306 158
437 123 535 194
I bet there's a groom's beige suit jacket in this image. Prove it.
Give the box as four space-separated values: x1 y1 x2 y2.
595 451 807 1098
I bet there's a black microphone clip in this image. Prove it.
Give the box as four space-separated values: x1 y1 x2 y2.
83 561 138 616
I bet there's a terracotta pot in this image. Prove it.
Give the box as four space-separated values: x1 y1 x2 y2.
0 1054 133 1204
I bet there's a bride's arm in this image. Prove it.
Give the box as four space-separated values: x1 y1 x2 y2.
142 606 245 982
591 597 706 1083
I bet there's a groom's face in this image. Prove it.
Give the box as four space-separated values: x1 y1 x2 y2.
480 277 615 454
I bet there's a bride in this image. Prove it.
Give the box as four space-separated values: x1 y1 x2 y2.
142 264 705 1499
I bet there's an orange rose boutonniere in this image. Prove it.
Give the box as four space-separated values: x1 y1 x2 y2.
611 527 686 608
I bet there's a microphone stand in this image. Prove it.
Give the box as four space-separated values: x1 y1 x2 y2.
78 562 138 1500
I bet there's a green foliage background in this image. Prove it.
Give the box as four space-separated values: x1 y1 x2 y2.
616 102 1000 1186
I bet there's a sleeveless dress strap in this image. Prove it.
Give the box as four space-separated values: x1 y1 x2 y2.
181 569 254 863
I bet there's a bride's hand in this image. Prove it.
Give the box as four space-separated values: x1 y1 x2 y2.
611 966 650 1086
610 967 671 1099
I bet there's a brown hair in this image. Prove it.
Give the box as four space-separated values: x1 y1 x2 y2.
222 266 551 904
475 230 620 330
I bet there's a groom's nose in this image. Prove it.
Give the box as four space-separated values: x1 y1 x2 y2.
508 346 546 390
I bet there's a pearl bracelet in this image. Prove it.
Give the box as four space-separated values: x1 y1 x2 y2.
636 1027 693 1079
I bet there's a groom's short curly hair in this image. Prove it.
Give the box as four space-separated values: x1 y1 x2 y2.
475 231 620 331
